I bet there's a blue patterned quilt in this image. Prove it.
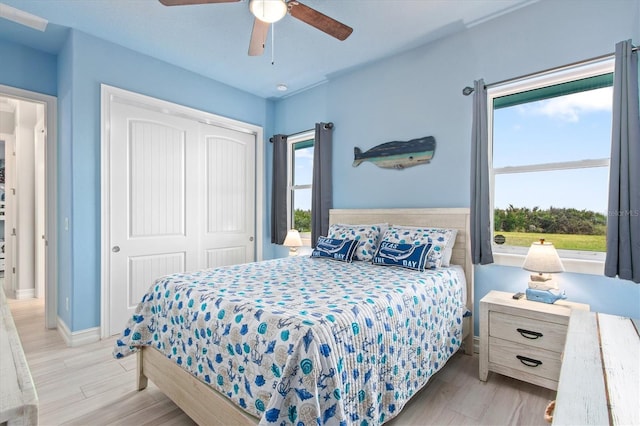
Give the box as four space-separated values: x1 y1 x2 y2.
113 256 465 425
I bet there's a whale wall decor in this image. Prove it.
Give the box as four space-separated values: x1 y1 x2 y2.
352 136 436 169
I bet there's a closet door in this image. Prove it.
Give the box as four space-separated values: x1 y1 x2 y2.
200 123 255 267
107 101 256 335
109 102 200 334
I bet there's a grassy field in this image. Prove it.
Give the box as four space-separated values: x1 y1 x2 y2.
495 231 606 252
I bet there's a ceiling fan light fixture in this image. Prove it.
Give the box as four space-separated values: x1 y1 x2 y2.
250 0 287 23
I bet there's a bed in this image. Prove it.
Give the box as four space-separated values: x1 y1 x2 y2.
114 208 474 425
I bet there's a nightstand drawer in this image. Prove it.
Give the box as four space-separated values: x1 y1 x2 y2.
490 311 567 353
489 336 562 382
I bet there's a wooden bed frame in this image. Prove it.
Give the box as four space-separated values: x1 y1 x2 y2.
136 208 474 425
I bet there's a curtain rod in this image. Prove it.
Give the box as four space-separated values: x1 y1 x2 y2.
462 45 638 96
269 122 333 143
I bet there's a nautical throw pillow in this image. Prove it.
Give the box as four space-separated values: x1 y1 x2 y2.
327 224 386 262
381 226 456 269
311 236 359 262
372 241 432 271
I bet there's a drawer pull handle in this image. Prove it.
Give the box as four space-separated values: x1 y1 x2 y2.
516 328 543 339
516 355 543 368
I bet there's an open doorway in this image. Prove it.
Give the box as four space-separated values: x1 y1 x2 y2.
0 85 57 329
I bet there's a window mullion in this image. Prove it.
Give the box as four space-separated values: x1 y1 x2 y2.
292 184 312 190
494 158 609 175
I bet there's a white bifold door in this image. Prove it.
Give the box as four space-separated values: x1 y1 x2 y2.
107 101 255 335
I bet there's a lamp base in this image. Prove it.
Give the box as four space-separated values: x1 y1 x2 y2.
525 288 566 304
288 248 298 257
527 279 559 291
529 273 552 282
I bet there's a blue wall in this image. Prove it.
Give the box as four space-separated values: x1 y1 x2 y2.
56 31 74 328
272 0 640 333
0 39 57 96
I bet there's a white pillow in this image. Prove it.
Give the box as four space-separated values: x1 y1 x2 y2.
327 223 387 261
440 229 458 267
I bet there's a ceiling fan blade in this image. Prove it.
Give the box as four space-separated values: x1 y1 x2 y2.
159 0 239 6
287 1 352 41
248 18 270 56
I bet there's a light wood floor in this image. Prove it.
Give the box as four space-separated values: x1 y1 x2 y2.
8 297 555 426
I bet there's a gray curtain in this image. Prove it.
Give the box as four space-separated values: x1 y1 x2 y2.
270 134 288 244
605 40 640 283
470 79 494 265
311 122 333 246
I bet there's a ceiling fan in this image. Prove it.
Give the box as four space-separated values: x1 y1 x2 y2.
159 0 353 56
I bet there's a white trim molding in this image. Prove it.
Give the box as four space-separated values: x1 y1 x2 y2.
57 317 100 347
14 289 36 300
493 252 605 275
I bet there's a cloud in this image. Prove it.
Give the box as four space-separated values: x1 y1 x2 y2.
518 87 613 122
295 149 314 160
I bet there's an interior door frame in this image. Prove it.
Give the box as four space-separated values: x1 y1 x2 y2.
100 84 264 338
0 84 58 329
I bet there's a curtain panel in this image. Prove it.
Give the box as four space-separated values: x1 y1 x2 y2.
605 40 640 283
270 134 288 245
470 79 494 265
311 122 333 247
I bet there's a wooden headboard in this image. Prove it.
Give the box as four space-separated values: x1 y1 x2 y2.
329 208 474 354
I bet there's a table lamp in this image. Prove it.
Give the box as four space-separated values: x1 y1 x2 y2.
283 229 302 256
522 239 566 303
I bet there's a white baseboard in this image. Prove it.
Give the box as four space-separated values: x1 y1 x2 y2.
14 288 36 300
57 317 101 347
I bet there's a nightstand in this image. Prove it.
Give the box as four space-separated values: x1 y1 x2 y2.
479 290 589 390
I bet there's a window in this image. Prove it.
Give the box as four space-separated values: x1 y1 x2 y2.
489 60 614 270
287 131 314 246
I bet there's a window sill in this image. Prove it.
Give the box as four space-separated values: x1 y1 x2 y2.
493 252 605 275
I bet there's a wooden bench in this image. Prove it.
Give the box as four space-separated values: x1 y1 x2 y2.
0 289 38 426
552 310 639 425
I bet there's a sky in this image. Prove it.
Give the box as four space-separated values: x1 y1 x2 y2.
293 145 313 211
493 86 613 215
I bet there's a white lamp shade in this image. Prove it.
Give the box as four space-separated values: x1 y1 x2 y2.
249 0 287 23
283 229 302 247
522 240 564 273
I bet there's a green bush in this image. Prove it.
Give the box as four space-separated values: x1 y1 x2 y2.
294 209 311 232
494 205 606 236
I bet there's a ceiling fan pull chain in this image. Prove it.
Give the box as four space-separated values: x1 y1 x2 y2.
271 23 275 65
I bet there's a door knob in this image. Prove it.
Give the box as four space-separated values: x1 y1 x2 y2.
112 246 120 253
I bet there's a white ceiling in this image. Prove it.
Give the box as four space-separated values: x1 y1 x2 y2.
0 0 536 99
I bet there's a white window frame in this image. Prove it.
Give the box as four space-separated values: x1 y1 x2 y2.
287 130 314 246
488 58 614 275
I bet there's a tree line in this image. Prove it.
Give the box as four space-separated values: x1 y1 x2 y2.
294 209 312 232
494 205 607 235
297 206 607 236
